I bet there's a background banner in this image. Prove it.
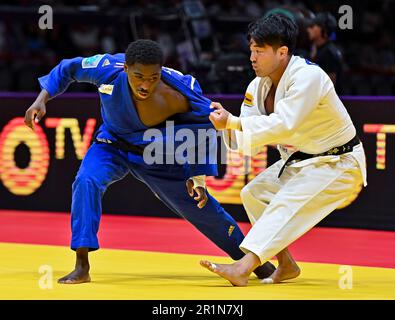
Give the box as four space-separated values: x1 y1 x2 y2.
1 93 394 230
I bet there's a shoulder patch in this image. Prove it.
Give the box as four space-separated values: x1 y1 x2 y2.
101 58 110 67
82 54 105 69
243 92 254 107
98 84 114 95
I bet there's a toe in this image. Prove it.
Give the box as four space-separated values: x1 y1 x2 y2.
200 260 218 273
200 260 207 267
209 263 217 272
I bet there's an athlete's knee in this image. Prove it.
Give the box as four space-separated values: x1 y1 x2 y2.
72 172 102 191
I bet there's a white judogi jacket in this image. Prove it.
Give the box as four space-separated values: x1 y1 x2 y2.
224 55 367 186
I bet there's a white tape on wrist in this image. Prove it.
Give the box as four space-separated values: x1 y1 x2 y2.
191 175 206 189
226 115 242 130
261 278 274 284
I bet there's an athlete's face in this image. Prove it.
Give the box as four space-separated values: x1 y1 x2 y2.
125 63 161 100
307 24 322 41
249 39 287 77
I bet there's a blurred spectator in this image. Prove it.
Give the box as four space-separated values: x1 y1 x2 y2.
100 27 117 54
70 25 100 56
264 6 315 58
0 0 394 94
307 12 344 93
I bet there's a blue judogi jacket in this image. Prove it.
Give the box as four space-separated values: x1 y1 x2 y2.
38 53 217 177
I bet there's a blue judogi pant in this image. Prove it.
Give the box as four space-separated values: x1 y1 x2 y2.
70 142 246 261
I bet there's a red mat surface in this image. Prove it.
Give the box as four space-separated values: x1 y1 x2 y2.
0 209 394 268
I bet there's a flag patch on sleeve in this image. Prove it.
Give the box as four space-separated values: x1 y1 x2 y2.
243 92 254 107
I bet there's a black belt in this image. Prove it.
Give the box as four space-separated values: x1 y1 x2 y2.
94 130 145 155
278 135 360 178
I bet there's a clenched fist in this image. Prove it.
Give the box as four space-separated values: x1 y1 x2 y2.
209 102 231 130
24 89 50 131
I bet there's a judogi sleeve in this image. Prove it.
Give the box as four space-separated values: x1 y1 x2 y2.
161 67 217 178
38 54 108 99
239 67 331 154
187 74 218 178
222 78 261 154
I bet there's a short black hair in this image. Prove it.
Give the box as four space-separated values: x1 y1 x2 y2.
311 12 337 38
125 39 164 66
247 13 299 55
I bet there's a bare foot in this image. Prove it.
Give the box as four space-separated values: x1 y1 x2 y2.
200 260 249 287
261 263 300 284
58 266 91 284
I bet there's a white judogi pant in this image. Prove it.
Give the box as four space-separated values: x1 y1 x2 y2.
239 152 364 264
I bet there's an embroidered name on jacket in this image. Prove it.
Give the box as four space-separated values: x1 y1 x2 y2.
98 84 114 95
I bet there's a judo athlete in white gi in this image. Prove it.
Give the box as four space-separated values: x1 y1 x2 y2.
200 14 367 286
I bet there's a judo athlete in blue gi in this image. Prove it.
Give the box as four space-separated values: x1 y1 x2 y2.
24 40 275 284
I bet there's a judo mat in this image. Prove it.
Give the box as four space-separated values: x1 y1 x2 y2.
0 210 394 300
